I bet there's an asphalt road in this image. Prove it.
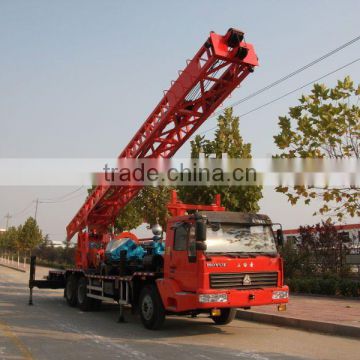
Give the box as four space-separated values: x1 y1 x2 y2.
0 266 359 360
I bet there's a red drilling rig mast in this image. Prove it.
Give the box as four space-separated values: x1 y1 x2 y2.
66 28 258 261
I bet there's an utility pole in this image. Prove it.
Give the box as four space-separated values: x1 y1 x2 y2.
4 213 12 230
34 198 39 221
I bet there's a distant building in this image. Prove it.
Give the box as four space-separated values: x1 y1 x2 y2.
284 223 360 243
0 228 6 233
284 223 360 253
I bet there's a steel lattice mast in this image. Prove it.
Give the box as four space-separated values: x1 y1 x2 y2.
66 29 258 240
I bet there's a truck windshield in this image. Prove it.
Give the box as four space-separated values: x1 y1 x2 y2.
205 223 277 254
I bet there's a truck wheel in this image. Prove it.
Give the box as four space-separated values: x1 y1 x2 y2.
65 274 78 307
139 285 165 330
211 308 237 325
77 276 100 311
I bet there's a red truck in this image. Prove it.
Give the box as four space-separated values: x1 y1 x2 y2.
28 28 289 330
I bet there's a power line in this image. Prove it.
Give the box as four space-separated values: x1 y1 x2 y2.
222 33 360 111
39 189 87 204
238 57 360 118
11 201 35 218
198 57 360 135
194 34 360 136
39 186 85 202
5 187 86 225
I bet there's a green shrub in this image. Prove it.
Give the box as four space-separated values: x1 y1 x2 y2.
308 278 321 294
318 278 337 295
286 278 293 291
285 278 297 292
286 276 359 297
297 279 312 293
34 258 68 270
322 272 340 282
339 279 360 297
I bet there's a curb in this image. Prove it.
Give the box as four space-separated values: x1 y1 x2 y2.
236 310 360 339
0 263 26 273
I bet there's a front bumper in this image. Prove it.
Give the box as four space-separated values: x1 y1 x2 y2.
197 286 289 309
158 280 289 312
171 286 289 312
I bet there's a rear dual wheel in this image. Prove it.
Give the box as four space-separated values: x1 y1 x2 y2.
65 274 77 307
65 274 101 311
76 277 101 311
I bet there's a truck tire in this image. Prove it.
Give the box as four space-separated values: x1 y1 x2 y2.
211 308 237 325
65 274 78 307
139 285 165 330
77 276 101 311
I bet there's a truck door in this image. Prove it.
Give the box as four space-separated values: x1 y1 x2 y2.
169 222 198 292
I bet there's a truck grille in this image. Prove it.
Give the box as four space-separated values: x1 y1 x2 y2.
210 272 278 290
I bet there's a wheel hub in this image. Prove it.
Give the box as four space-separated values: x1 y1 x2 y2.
142 294 154 321
77 283 85 304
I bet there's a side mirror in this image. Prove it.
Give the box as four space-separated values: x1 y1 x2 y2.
195 241 207 251
276 229 284 247
195 219 207 241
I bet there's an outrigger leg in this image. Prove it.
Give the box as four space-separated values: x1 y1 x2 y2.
28 256 36 305
118 303 126 323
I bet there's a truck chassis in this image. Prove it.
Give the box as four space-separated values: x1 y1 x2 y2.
30 257 236 329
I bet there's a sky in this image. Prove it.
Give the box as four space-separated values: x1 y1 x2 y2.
0 0 359 244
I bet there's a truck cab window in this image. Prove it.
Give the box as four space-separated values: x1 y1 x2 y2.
174 224 188 251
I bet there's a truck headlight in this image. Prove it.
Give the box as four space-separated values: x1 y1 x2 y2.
199 293 228 303
272 290 288 300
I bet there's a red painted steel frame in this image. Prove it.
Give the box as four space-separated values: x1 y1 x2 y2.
67 29 258 241
167 190 225 217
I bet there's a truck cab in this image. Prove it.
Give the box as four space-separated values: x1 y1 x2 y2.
156 210 288 321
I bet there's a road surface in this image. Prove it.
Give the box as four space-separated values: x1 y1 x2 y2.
0 266 358 360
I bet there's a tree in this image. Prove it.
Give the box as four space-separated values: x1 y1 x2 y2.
114 201 144 232
281 221 351 278
19 217 43 255
60 240 75 265
87 185 143 232
88 186 171 233
115 186 172 231
298 221 350 275
280 239 313 278
178 108 263 212
13 225 23 258
135 186 172 229
0 226 18 253
274 76 360 220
